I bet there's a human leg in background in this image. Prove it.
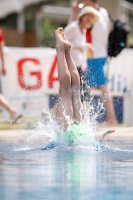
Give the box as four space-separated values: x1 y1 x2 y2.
100 85 118 125
86 58 117 125
0 93 21 121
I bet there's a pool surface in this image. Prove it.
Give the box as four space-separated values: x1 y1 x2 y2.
0 137 133 200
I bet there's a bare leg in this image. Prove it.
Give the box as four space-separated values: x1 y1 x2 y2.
65 51 84 122
100 85 118 125
52 28 74 131
58 28 84 122
0 93 17 119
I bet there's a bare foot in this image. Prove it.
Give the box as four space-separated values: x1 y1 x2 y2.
59 28 71 51
10 111 22 122
55 27 71 51
10 110 17 120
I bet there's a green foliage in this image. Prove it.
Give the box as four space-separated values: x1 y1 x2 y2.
54 0 70 7
40 19 59 47
25 12 34 31
40 18 66 47
128 31 133 47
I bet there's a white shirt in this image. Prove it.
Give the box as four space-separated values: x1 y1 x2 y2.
64 21 86 67
92 7 110 58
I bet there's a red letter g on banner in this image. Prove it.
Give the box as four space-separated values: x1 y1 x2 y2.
17 58 42 90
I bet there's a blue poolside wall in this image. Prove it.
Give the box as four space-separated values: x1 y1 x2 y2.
49 95 123 124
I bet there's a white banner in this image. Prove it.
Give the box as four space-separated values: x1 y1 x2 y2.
1 47 133 117
107 49 133 94
1 47 59 117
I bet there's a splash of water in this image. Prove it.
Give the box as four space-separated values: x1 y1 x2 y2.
24 97 105 150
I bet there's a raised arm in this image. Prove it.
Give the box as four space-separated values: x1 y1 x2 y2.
68 1 79 25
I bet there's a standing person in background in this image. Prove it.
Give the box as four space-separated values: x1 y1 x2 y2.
0 28 22 122
68 0 117 125
64 6 99 104
0 28 6 77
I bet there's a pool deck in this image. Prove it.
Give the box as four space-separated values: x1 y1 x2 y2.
96 126 133 139
0 125 133 142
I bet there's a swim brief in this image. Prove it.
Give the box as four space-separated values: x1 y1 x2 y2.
64 123 88 144
86 58 107 87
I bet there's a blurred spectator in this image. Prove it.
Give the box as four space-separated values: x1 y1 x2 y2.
64 6 99 104
0 29 6 77
0 28 22 121
68 0 117 125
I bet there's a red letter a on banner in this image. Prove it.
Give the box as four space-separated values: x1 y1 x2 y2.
48 56 58 88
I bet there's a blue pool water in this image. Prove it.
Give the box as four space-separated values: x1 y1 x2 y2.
0 138 133 200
